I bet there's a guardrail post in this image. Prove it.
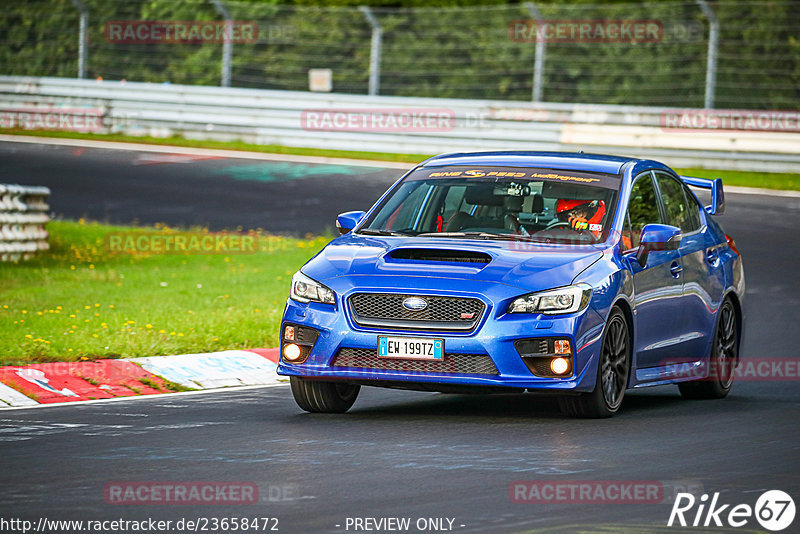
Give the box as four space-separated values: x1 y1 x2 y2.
359 6 382 96
524 2 546 103
69 0 88 79
696 0 718 109
210 0 233 87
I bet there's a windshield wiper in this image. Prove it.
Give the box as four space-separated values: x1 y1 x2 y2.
416 231 504 240
357 229 410 237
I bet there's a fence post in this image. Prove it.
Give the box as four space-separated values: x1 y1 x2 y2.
210 0 233 87
359 6 382 96
524 2 546 103
696 0 718 109
69 0 88 79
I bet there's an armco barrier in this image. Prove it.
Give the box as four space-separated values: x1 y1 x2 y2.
0 183 50 261
1 76 799 173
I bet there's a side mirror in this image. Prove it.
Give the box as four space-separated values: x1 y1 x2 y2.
336 211 366 235
636 224 681 267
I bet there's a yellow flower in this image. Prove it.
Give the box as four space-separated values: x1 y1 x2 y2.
177 332 184 337
92 334 98 338
68 331 74 334
89 264 95 269
159 329 166 334
84 306 91 309
2 305 7 309
25 334 32 339
56 306 62 310
70 265 76 270
69 314 76 318
22 310 27 314
145 324 153 329
213 337 219 341
169 332 176 336
109 305 115 309
94 303 100 307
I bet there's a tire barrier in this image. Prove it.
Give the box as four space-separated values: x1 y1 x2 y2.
0 184 50 261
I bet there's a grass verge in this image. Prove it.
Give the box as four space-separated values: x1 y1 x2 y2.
0 219 331 365
2 130 798 191
0 129 429 164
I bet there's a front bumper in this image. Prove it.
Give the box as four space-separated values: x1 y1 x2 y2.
277 283 606 392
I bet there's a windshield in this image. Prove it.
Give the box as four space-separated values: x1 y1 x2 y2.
360 166 620 244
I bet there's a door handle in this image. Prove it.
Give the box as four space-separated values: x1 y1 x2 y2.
670 262 683 278
706 248 719 264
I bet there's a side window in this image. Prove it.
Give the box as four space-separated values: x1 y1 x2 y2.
681 184 703 231
655 172 694 232
627 173 662 248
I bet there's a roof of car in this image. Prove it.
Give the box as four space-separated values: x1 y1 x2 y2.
420 151 637 175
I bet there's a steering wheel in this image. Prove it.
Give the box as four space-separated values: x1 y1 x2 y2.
544 220 572 230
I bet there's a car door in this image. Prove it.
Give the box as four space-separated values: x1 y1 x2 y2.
654 171 724 362
625 171 685 369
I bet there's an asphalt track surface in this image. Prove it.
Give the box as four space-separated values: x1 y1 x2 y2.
1 140 799 533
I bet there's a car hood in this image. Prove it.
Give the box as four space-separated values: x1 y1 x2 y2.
302 234 604 293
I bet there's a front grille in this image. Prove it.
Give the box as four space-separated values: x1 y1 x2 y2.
332 347 498 375
348 293 485 331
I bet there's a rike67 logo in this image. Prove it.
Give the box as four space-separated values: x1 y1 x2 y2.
668 490 795 531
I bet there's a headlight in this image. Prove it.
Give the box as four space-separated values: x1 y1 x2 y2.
508 283 592 315
290 271 335 304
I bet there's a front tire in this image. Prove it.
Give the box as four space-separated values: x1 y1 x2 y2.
678 298 738 400
290 377 360 413
559 307 631 418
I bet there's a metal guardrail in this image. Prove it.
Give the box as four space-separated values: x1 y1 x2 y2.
0 76 798 173
0 184 50 261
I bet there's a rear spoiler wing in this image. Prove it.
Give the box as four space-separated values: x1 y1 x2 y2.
680 175 725 215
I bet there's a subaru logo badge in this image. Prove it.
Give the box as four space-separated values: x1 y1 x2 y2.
402 297 428 311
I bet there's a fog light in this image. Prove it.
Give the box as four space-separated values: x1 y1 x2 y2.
554 339 571 355
283 343 302 362
284 325 295 341
551 357 569 375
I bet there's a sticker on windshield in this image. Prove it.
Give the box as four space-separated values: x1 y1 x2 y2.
419 166 619 189
529 172 601 184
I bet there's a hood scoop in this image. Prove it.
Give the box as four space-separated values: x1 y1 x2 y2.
389 248 492 264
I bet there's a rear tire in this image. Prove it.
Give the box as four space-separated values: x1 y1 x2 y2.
678 298 738 400
290 377 360 413
559 307 630 418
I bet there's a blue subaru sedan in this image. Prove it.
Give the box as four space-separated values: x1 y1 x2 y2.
278 152 744 417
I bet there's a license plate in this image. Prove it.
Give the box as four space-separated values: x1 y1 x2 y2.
378 336 444 360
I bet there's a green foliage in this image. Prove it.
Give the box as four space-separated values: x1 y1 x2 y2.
0 0 797 106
